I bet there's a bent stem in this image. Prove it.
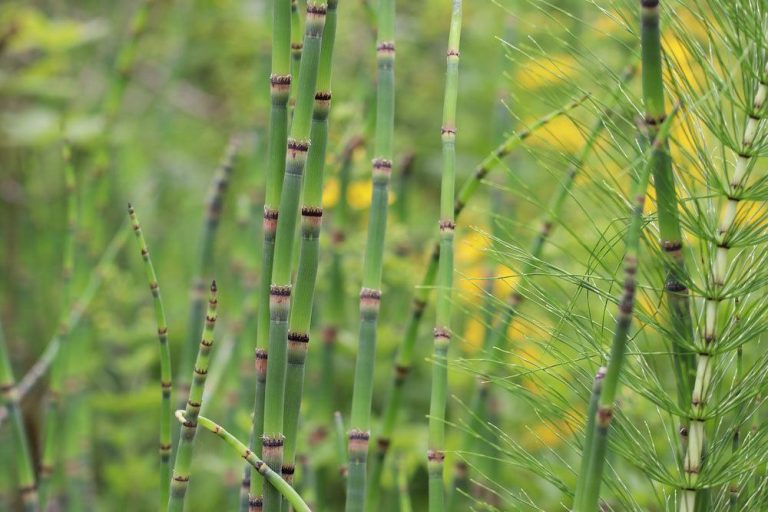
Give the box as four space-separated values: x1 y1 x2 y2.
128 204 175 507
168 282 219 512
175 411 312 512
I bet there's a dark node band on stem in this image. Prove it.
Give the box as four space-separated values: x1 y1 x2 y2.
447 49 460 57
288 139 310 153
377 437 391 451
287 331 310 343
306 3 327 15
301 206 323 217
439 219 456 231
281 465 295 476
427 449 445 462
376 41 396 54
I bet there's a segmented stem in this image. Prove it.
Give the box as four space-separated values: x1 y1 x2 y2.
428 2 462 511
345 0 395 508
168 283 219 512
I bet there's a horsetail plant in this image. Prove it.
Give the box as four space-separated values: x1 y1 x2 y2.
168 281 219 512
38 142 77 511
0 320 38 512
367 95 588 507
428 2 462 510
246 0 292 508
179 139 238 403
128 204 174 507
281 0 339 488
574 105 680 512
174 411 312 512
261 4 327 512
345 0 395 508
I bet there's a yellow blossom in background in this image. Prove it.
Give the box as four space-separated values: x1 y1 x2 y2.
322 177 340 209
526 115 584 154
527 421 562 449
346 180 396 209
516 53 578 90
463 317 486 354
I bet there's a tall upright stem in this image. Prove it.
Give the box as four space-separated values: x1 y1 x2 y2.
345 0 395 508
168 282 219 512
282 0 339 488
247 0 292 509
261 4 327 512
128 204 175 508
428 2 463 511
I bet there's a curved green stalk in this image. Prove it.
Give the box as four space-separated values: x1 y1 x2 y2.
290 0 303 110
367 95 588 507
282 0 339 489
128 204 175 507
575 106 679 512
262 5 327 512
246 0 293 508
38 143 77 511
572 368 606 510
168 282 219 512
179 140 238 403
344 0 395 508
174 411 312 512
428 2 463 511
0 320 38 512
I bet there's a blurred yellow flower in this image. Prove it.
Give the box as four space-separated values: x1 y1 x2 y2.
322 177 340 208
516 54 578 90
346 180 395 209
463 317 486 354
526 115 584 154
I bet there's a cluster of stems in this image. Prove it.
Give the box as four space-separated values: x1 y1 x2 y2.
367 95 588 507
344 0 395 508
261 3 327 512
168 282 219 512
282 0 339 491
128 204 175 506
428 1 463 511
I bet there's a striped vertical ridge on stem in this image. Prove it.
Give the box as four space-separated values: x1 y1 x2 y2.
38 142 77 511
289 0 303 110
281 0 339 489
429 1 463 511
168 282 219 512
0 320 38 512
128 204 175 507
262 4 327 512
345 0 395 508
366 95 588 507
680 48 768 512
179 139 238 405
575 105 679 512
245 1 292 507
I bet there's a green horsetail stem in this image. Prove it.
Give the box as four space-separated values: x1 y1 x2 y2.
38 143 77 511
345 0 395 508
680 49 768 512
174 411 312 512
428 2 463 511
335 411 348 478
572 367 606 510
290 0 303 109
281 0 339 488
0 227 129 427
0 321 38 512
640 0 695 411
366 95 588 508
246 0 292 509
128 204 175 507
168 282 219 512
575 105 679 512
262 4 327 512
179 139 238 403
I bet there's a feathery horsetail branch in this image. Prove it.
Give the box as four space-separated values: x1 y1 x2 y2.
261 4 327 512
575 105 680 512
168 282 219 512
428 2 463 511
344 0 395 507
679 46 768 512
281 0 339 488
38 142 77 511
366 95 588 508
179 139 238 403
246 0 293 509
0 321 38 512
640 0 695 411
174 411 312 512
128 204 175 507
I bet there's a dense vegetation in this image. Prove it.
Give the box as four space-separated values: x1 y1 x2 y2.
1 0 767 510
